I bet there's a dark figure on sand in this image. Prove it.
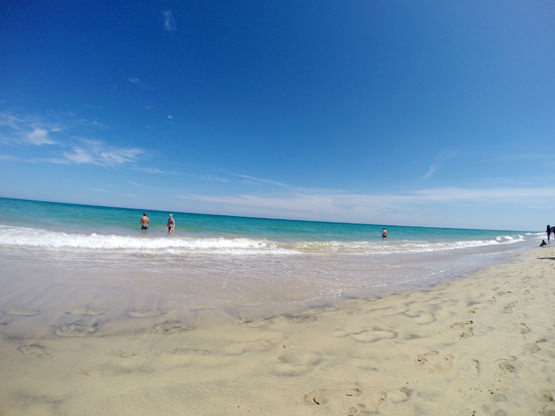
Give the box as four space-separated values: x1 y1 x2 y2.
141 213 149 230
547 225 551 243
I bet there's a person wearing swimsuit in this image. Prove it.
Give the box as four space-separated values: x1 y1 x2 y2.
167 213 175 234
140 213 149 230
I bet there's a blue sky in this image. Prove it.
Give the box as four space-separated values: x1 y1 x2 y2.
1 1 554 230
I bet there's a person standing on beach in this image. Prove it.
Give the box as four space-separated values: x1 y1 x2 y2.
140 213 149 230
547 225 551 243
382 228 388 238
167 214 175 234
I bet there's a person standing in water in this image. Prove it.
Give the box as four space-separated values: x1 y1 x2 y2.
547 225 551 243
382 228 388 238
167 213 175 234
140 213 150 231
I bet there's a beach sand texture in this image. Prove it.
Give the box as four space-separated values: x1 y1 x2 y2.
0 247 554 416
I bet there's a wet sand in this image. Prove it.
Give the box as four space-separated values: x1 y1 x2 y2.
0 246 554 415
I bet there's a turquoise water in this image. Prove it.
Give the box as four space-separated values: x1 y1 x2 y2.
0 197 540 318
0 197 533 249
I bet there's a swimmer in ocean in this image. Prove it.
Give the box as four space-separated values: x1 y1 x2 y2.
382 228 387 238
140 213 149 230
167 213 175 234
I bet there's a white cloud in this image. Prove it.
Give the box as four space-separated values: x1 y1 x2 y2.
0 154 17 161
128 77 140 84
26 128 56 146
0 113 59 146
62 139 143 167
162 10 176 32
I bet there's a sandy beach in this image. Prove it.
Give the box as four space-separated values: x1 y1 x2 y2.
0 246 554 416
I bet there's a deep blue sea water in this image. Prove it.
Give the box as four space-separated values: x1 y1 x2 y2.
0 197 541 319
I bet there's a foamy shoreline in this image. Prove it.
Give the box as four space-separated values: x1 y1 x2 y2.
1 246 554 415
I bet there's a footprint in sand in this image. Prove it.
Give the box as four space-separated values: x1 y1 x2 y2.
403 304 437 324
497 356 517 374
54 321 99 337
539 404 555 416
348 392 387 415
152 321 196 335
538 389 555 416
18 344 52 359
411 312 436 325
416 351 454 373
385 387 411 404
67 307 104 316
128 309 163 318
539 389 554 403
272 351 322 376
450 321 474 339
332 327 397 343
416 350 439 365
7 308 39 317
527 338 548 354
519 323 531 334
301 387 362 406
502 301 518 313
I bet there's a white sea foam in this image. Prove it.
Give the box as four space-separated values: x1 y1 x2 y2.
288 235 526 255
0 225 297 256
0 224 531 257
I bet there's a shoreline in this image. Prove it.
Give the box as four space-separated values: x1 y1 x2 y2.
1 246 554 415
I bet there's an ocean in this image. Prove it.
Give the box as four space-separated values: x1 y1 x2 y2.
0 197 540 324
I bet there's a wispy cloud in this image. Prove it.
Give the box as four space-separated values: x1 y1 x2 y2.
236 174 291 188
410 186 555 202
61 139 143 167
179 185 555 224
0 113 23 131
162 10 176 32
421 165 436 179
0 154 18 161
128 77 140 84
139 167 166 174
0 113 60 146
0 111 149 171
